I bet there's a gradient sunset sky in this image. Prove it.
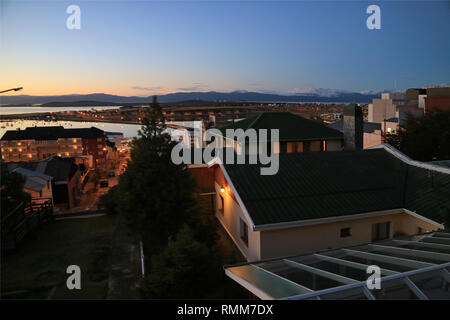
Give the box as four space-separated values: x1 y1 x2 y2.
1 0 449 96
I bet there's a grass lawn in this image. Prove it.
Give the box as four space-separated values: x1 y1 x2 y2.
1 214 117 299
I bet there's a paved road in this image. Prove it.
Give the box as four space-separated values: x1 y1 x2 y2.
106 221 141 299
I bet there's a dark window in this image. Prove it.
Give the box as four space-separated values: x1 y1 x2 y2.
340 227 352 238
240 218 248 246
218 194 224 215
372 222 391 241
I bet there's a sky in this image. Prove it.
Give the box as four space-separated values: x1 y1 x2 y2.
1 0 449 96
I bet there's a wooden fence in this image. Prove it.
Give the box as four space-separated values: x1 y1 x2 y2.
1 198 53 251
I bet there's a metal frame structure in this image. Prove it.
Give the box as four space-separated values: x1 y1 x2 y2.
224 232 450 300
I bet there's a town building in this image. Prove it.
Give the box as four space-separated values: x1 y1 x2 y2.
217 112 344 154
187 111 347 190
328 120 382 149
368 92 407 123
0 126 108 167
368 87 450 128
11 167 53 203
7 156 82 209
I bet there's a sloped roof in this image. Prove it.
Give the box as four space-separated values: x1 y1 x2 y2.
12 167 53 191
222 149 450 226
219 112 343 142
7 156 79 182
1 126 105 141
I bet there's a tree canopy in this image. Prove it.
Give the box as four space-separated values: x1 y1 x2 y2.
139 224 222 299
1 163 31 216
385 109 450 161
105 96 198 255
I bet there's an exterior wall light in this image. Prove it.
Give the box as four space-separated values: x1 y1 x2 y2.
220 187 225 193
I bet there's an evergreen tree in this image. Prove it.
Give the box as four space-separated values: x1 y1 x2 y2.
385 109 450 161
1 163 31 216
139 224 222 299
115 96 197 254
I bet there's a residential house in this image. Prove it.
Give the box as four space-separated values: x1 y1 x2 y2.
217 112 344 154
209 145 449 262
11 167 53 203
7 156 82 209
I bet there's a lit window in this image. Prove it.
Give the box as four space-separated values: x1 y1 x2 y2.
18 148 22 152
287 142 303 153
73 145 77 149
65 152 69 156
28 154 32 158
73 138 77 143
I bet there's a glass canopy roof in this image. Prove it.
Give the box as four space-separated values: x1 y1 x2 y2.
224 232 450 300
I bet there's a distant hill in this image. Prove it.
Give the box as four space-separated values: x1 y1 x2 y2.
0 91 379 106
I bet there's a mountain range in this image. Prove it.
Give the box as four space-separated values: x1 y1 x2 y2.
0 90 382 106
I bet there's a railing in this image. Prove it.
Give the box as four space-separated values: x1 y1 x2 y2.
1 198 53 252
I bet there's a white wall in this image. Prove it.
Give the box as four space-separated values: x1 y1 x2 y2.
214 182 261 261
259 212 441 260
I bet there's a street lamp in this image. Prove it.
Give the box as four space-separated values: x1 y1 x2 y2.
0 87 23 94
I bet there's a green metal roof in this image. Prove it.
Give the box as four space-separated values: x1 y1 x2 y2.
223 149 450 226
219 112 343 142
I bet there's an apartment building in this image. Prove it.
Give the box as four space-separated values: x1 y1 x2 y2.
0 126 108 167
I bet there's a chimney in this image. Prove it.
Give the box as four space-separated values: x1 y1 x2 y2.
343 104 363 151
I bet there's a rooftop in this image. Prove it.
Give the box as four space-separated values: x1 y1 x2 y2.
1 126 105 141
225 231 450 300
219 112 343 142
220 147 450 227
7 155 79 182
12 167 53 192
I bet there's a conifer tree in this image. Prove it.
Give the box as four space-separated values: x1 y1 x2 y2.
116 96 197 254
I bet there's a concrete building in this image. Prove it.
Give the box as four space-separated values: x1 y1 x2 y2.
368 92 406 123
209 145 449 262
328 120 383 149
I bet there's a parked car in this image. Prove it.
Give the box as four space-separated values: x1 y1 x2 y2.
100 180 109 188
